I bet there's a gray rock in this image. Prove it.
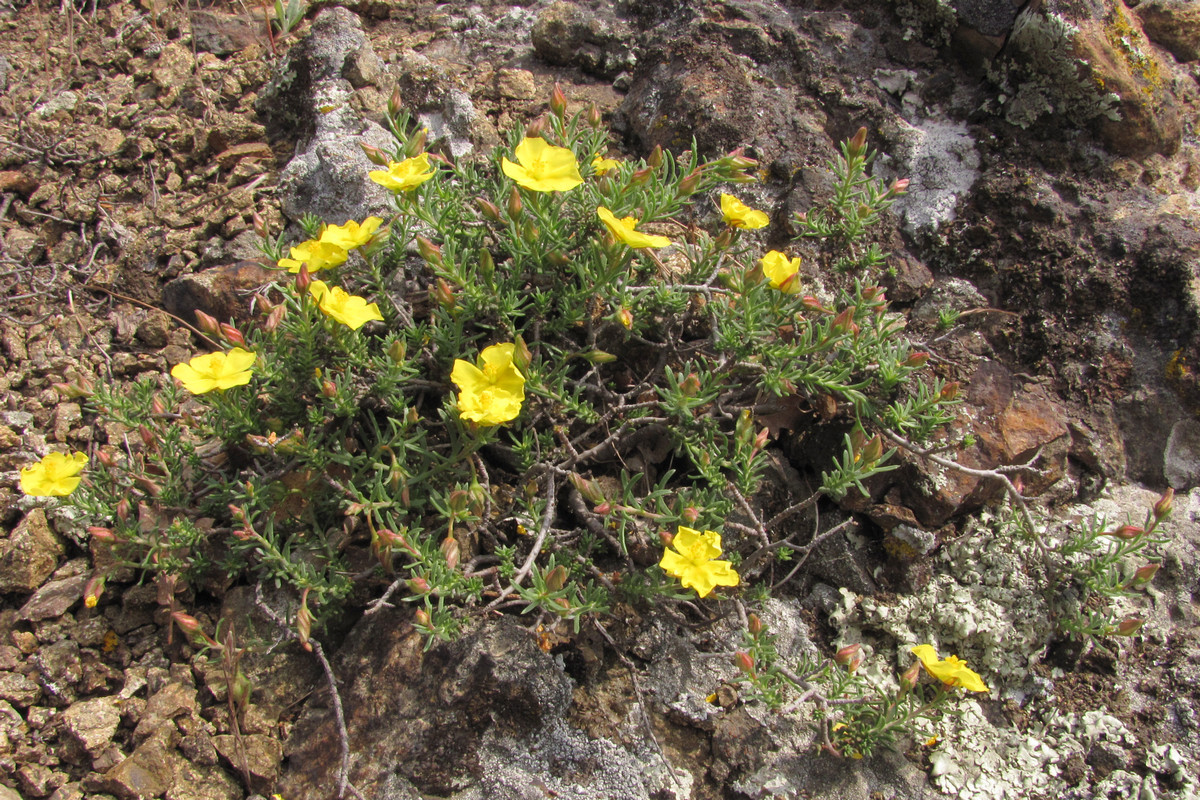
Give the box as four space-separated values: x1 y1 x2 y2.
0 508 65 594
191 10 265 57
257 7 396 224
1165 419 1200 489
0 671 42 708
92 728 182 800
890 117 980 239
134 682 199 740
62 697 121 759
951 0 1020 37
212 733 282 793
18 573 87 621
531 1 636 80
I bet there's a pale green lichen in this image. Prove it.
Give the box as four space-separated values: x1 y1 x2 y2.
893 0 958 48
986 8 1120 130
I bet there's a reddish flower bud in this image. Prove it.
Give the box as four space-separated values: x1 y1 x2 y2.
219 323 245 347
194 310 220 336
889 178 910 196
659 530 674 548
568 472 606 505
264 303 286 332
550 83 567 117
939 382 960 402
513 335 533 373
96 449 115 468
417 236 443 267
630 166 653 186
433 278 456 310
88 526 116 543
802 296 829 314
1105 525 1144 541
680 372 701 397
138 426 156 448
388 86 403 118
678 168 702 196
747 613 763 637
594 501 613 515
441 536 460 570
522 221 540 244
831 307 856 336
115 498 130 521
404 127 428 158
508 186 523 218
82 573 105 609
321 380 337 398
476 197 502 222
360 143 390 166
899 661 921 692
860 434 884 465
647 144 663 169
902 352 930 368
408 576 431 594
681 506 700 525
525 116 547 139
294 262 312 294
134 476 161 497
252 212 268 238
1154 488 1174 521
414 608 432 628
1132 563 1160 584
754 427 770 451
735 651 756 676
544 565 568 592
847 126 868 160
834 643 862 670
587 103 602 128
725 147 757 170
617 307 634 329
1114 616 1144 637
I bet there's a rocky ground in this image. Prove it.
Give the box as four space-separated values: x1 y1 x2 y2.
1 0 1200 798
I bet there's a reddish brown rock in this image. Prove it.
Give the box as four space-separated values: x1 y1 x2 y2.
0 508 65 594
1137 0 1200 62
161 260 275 328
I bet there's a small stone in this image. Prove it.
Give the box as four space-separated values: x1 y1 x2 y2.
152 42 195 91
212 733 282 791
160 260 275 327
0 508 66 593
134 310 171 348
0 671 42 708
18 574 87 621
191 10 265 56
495 68 536 101
134 682 198 739
214 142 273 170
166 759 242 800
52 403 81 443
62 697 121 758
97 729 181 800
0 171 37 197
18 761 65 797
34 91 78 120
0 425 19 449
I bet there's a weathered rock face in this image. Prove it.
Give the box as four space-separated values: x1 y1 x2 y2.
531 1 636 79
257 6 396 224
0 508 65 594
1136 0 1200 63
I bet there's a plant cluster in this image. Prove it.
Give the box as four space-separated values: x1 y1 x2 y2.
17 85 1168 765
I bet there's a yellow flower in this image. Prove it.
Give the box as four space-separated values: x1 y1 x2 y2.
596 207 672 249
277 240 348 274
591 154 620 176
19 452 88 497
761 250 801 293
660 527 739 598
720 193 769 229
309 280 384 330
910 645 989 693
369 153 436 192
502 137 583 192
319 217 384 250
451 343 526 426
171 348 257 394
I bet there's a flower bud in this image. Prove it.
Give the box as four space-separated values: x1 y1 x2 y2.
568 472 606 505
296 589 313 651
151 396 167 416
115 498 130 521
899 661 921 693
939 381 960 402
847 126 868 160
889 178 910 196
139 425 156 448
725 147 757 170
630 166 653 186
860 434 884 465
544 565 568 592
1131 563 1160 585
194 310 220 336
295 263 311 294
802 295 829 314
1105 525 1144 541
753 427 770 451
681 506 700 525
550 83 567 117
680 372 701 397
134 476 161 497
525 116 546 138
678 168 702 196
476 197 503 222
264 302 286 332
1114 616 1145 637
617 307 633 329
582 350 617 365
88 526 116 543
713 228 734 250
594 501 613 515
658 530 674 548
647 144 663 169
219 323 245 347
404 127 428 158
834 643 862 671
388 86 403 117
735 651 756 676
522 221 539 244
747 613 763 637
587 104 603 128
388 338 407 363
417 236 443 267
83 573 105 609
902 352 930 368
360 143 390 166
433 278 456 310
321 380 337 398
1154 488 1174 521
831 307 856 336
507 186 523 218
252 212 268 238
408 576 431 594
441 536 460 570
414 608 432 628
513 335 533 373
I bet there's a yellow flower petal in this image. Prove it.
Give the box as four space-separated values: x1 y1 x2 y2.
319 217 384 250
761 250 802 293
451 343 526 426
660 527 739 598
369 154 436 192
910 644 989 693
596 207 672 249
502 138 583 192
279 240 348 273
591 154 620 176
19 451 88 497
720 193 769 229
309 280 384 330
171 348 256 394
